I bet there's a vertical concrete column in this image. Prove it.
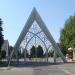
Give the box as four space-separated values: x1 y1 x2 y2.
46 49 48 62
24 49 26 62
8 57 10 66
16 48 19 65
35 36 37 61
54 51 56 63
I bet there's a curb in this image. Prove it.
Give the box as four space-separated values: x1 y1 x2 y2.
0 67 12 71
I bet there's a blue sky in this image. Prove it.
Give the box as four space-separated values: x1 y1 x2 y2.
0 0 75 46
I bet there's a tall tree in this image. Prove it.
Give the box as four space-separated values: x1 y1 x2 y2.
9 46 13 56
0 18 4 50
48 50 54 57
37 45 44 57
0 18 4 60
60 14 75 56
30 45 36 58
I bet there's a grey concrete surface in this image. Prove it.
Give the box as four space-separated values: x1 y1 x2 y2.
0 63 75 75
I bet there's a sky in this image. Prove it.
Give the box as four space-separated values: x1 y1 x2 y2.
0 0 75 46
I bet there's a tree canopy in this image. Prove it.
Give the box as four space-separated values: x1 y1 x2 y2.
30 45 36 58
0 18 4 50
0 18 4 60
30 45 44 58
37 45 44 58
60 14 75 55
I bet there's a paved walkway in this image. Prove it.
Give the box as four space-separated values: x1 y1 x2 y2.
34 63 75 75
0 63 75 75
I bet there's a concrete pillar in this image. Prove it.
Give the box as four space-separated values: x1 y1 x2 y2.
35 48 37 61
46 49 48 62
16 49 19 65
7 56 9 65
24 49 26 62
54 51 56 63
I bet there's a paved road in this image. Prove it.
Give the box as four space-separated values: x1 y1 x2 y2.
0 63 75 75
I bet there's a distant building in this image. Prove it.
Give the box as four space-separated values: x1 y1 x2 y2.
1 40 9 57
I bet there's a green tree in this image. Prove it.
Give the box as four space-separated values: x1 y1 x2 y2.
37 45 44 58
48 50 54 57
0 19 4 50
1 50 6 59
0 18 4 60
30 45 36 58
60 14 75 56
9 46 13 56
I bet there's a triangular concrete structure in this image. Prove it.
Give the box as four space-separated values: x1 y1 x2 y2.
10 8 67 63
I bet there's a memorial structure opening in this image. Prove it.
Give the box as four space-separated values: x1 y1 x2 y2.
8 8 67 65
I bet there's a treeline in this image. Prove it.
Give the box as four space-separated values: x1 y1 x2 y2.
19 45 54 58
